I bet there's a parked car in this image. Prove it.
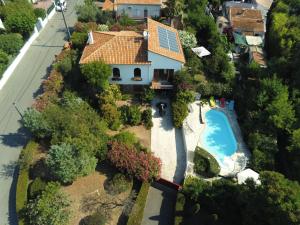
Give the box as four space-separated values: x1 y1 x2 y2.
54 0 67 11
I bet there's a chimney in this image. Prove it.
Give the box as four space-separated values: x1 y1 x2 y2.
88 31 94 45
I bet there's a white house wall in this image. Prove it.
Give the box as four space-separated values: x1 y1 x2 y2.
116 4 160 18
109 64 150 85
148 52 183 81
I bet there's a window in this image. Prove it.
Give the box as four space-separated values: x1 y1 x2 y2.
133 68 142 81
112 68 121 81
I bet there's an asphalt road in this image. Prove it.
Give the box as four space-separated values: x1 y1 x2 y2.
0 1 82 224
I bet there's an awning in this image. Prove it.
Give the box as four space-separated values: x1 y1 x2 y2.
237 168 261 185
233 32 247 46
191 46 211 58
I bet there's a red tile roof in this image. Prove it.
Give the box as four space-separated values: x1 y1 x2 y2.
229 7 264 33
80 31 150 65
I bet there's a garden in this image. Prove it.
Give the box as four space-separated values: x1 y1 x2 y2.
15 2 163 225
0 0 49 78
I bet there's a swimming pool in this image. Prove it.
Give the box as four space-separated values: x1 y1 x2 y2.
201 110 237 163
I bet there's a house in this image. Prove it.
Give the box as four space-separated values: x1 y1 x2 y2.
252 0 273 12
227 7 265 38
102 0 162 19
79 18 185 89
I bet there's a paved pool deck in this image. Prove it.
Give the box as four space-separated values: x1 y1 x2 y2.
183 101 251 177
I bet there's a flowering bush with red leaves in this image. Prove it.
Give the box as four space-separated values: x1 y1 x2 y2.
33 70 63 111
108 141 161 182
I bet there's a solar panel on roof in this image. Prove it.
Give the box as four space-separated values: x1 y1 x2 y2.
157 26 179 53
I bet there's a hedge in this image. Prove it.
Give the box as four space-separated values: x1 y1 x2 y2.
127 182 150 225
174 192 186 225
16 141 38 225
193 147 220 177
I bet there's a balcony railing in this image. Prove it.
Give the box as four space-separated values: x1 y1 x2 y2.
151 81 173 90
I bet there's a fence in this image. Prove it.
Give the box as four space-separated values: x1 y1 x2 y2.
0 4 56 90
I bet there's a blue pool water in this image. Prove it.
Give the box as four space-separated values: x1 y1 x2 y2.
201 110 237 163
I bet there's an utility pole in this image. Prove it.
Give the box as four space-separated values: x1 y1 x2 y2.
13 102 23 119
58 2 71 40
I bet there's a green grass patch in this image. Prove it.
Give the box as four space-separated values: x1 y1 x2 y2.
193 147 220 177
174 192 186 225
127 182 150 225
16 141 39 225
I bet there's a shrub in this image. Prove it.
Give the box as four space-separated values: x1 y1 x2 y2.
80 61 112 90
0 49 9 76
193 147 220 177
26 182 71 225
34 8 46 20
97 24 109 31
108 141 161 182
16 141 38 224
54 50 77 75
174 192 186 225
118 14 136 26
81 211 106 225
141 88 155 103
113 131 138 147
28 177 47 199
182 176 209 201
105 173 133 195
142 109 153 129
46 143 97 184
172 100 188 128
178 30 197 49
70 32 88 50
100 103 121 130
34 70 63 111
75 0 100 22
120 105 142 126
127 182 150 225
176 90 195 104
0 33 23 55
5 10 36 38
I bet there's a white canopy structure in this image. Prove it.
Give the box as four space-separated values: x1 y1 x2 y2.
0 19 5 30
245 36 263 46
192 46 211 58
237 169 261 185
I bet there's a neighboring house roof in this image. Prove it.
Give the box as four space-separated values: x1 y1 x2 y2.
80 31 150 65
80 18 185 65
147 18 185 63
102 0 114 11
245 35 263 46
228 7 264 33
115 0 161 5
254 0 273 9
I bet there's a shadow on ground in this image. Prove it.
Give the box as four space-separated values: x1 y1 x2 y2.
0 126 30 148
143 182 177 225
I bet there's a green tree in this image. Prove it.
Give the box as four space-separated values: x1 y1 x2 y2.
0 50 9 76
75 0 100 22
26 182 71 225
249 132 278 171
81 61 111 90
46 143 97 184
4 9 36 38
182 176 209 201
22 108 51 138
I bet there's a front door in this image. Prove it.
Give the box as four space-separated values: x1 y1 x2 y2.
144 9 148 18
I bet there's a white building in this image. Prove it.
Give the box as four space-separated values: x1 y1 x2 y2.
79 18 185 89
102 0 162 19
